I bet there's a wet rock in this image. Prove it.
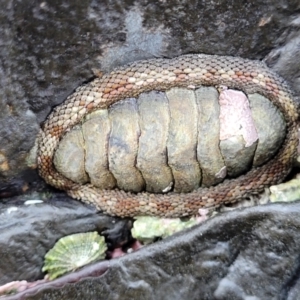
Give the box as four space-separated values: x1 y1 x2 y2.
4 202 300 300
264 31 300 98
0 196 131 285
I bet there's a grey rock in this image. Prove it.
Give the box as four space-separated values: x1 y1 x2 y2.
264 29 300 98
0 197 131 285
4 202 300 300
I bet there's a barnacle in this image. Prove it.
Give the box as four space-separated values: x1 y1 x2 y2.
270 178 300 203
131 216 199 244
42 231 107 280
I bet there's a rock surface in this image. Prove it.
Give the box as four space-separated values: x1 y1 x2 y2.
3 202 300 300
0 196 132 285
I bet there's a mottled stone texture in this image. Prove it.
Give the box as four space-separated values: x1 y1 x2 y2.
4 203 300 300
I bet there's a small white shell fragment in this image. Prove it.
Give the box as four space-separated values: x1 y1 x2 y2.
6 207 18 214
24 200 44 205
215 166 227 179
162 182 173 193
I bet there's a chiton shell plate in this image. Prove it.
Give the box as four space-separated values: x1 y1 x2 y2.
53 86 286 194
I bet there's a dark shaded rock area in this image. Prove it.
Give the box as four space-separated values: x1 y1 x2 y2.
0 195 132 285
2 202 300 300
0 0 300 185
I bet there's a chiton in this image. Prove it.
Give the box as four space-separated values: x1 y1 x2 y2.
53 87 286 194
37 54 298 217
